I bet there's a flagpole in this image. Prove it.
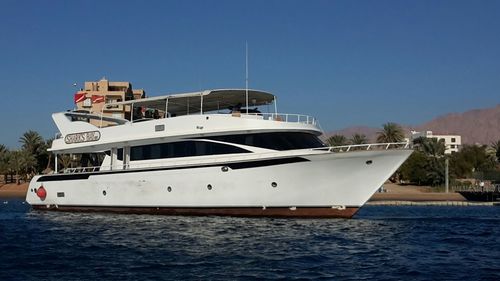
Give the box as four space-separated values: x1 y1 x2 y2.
245 41 249 114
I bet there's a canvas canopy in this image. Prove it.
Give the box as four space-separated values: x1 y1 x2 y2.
106 89 275 116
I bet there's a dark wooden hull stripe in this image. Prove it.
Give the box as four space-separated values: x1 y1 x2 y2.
31 205 360 219
37 157 309 182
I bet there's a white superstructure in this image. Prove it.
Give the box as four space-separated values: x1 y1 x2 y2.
26 89 412 218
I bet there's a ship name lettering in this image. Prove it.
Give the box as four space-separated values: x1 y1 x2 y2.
64 131 101 144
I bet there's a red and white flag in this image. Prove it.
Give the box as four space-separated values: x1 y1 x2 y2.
74 92 86 103
91 95 105 103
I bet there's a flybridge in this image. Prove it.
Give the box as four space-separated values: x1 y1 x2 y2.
105 89 277 120
49 88 320 156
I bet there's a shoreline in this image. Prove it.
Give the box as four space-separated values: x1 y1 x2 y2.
0 183 29 199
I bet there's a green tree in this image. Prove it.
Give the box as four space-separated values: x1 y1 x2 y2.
19 130 48 173
399 151 429 185
450 145 496 179
350 133 368 145
413 137 446 157
44 138 54 172
0 144 7 155
326 135 348 147
376 122 405 143
20 130 44 155
8 149 36 184
59 154 73 170
491 140 500 163
399 137 447 186
0 145 10 183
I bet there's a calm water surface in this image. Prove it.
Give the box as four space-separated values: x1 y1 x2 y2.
1 200 499 280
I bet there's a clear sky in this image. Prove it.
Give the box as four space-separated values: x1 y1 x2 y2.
0 0 499 148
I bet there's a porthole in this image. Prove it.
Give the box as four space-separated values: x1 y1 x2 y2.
167 186 172 192
207 184 213 190
271 182 277 188
102 190 107 196
366 160 373 165
221 166 229 172
206 116 209 120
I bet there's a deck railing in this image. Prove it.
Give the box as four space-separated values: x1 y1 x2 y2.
316 142 410 153
242 113 316 125
59 142 411 175
452 184 500 193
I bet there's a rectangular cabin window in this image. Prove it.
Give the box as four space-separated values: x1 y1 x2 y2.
203 132 325 151
116 141 250 161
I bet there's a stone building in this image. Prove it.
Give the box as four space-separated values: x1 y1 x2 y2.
74 78 145 125
410 130 461 154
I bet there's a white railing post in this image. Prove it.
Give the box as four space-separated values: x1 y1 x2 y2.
55 153 58 173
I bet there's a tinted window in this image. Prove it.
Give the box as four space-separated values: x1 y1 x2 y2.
117 141 249 161
204 132 325 151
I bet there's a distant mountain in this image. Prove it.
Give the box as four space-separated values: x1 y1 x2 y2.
326 104 500 145
414 104 500 144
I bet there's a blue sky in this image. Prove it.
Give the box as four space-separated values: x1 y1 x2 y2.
0 0 499 147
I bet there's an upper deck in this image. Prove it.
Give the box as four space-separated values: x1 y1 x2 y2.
50 89 322 153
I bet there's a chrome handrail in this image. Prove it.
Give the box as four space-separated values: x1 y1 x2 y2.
320 142 410 152
58 142 410 175
242 113 316 125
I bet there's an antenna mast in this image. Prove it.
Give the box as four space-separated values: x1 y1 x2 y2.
245 41 249 114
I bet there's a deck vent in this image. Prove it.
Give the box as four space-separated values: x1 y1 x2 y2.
155 125 165 132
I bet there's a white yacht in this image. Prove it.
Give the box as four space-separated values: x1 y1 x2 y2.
26 89 412 218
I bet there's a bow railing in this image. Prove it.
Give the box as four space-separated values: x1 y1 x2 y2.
315 142 410 153
242 113 316 125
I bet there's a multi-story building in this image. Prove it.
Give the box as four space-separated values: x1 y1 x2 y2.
74 78 145 125
410 130 461 154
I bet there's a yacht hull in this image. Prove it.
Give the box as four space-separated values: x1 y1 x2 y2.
26 149 412 218
32 205 360 218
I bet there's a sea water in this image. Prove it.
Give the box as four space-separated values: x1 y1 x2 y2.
0 200 499 281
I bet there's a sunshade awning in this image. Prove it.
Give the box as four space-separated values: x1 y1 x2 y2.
105 89 275 115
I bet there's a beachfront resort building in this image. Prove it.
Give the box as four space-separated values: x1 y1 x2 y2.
410 130 461 154
74 78 146 126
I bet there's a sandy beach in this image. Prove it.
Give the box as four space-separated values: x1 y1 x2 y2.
371 183 466 201
0 183 29 199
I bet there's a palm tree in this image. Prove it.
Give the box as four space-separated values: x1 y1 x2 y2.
59 154 73 170
414 137 445 157
0 145 9 184
44 138 54 172
350 133 368 145
20 130 44 154
0 144 7 155
326 135 348 147
19 130 47 173
8 149 36 184
376 122 405 143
